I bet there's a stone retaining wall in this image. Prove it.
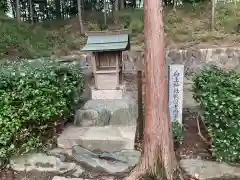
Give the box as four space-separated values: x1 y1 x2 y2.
57 47 240 75
122 47 240 74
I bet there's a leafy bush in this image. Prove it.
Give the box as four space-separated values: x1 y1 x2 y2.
88 22 101 31
172 121 183 145
0 59 84 164
193 66 240 162
129 19 143 36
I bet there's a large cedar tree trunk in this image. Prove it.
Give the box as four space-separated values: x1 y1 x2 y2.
124 0 181 179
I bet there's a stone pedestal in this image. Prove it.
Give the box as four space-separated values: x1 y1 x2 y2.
74 99 138 127
91 83 126 100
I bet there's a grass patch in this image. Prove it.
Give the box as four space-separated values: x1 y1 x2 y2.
0 14 85 59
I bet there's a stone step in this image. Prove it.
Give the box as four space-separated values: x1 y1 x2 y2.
57 125 136 153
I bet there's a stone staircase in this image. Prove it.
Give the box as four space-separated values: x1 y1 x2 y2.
57 99 138 154
11 98 140 179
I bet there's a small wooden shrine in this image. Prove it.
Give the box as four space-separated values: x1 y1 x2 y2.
81 30 130 90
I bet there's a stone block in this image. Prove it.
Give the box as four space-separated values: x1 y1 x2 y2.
91 84 126 100
72 146 140 174
10 153 84 176
91 89 124 99
52 177 86 180
83 99 138 126
109 108 136 126
180 159 240 180
74 108 111 127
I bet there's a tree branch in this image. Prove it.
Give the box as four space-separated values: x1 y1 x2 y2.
196 114 211 146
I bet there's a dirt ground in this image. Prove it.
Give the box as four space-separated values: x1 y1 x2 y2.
177 108 211 161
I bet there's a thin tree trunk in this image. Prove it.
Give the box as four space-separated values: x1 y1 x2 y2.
211 0 216 30
120 0 124 9
29 0 33 24
16 0 20 22
54 0 61 19
103 0 107 25
173 0 176 11
137 70 143 142
10 0 16 18
115 0 119 11
77 0 84 35
132 0 136 8
124 0 180 179
114 0 119 24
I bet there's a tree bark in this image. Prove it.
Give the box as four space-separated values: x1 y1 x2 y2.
124 0 180 180
77 0 84 35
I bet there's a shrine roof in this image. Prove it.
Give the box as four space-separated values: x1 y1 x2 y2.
81 30 130 52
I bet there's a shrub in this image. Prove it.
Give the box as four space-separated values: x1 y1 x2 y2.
193 65 240 162
119 14 131 29
0 59 84 164
88 22 101 31
129 20 144 36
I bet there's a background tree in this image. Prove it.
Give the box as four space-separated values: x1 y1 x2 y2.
1 0 210 25
29 0 33 24
54 0 61 19
104 0 107 25
124 0 181 179
16 0 20 21
120 0 124 9
211 0 216 30
114 0 119 24
0 0 8 13
77 0 84 35
115 0 119 11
